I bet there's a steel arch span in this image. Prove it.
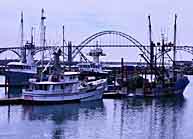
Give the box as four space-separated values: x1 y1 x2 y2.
0 49 21 59
72 30 150 60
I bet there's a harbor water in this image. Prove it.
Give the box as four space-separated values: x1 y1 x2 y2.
0 76 193 139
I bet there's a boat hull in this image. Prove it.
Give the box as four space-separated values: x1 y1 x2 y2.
22 83 105 103
5 71 36 86
127 77 189 97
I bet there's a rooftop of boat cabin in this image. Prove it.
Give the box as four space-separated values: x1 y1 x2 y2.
7 62 29 66
30 81 76 85
63 72 80 76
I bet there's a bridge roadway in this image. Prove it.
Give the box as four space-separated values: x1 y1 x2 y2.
0 59 169 67
0 44 192 49
1 44 193 61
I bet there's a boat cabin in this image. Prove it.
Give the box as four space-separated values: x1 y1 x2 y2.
27 72 80 92
8 62 34 69
78 63 102 72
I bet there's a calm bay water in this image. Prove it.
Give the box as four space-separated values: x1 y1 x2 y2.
0 76 193 139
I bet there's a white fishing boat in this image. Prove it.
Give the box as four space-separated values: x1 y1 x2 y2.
78 48 107 74
22 71 107 103
78 62 107 74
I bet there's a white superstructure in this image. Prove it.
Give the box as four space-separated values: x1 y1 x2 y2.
7 62 37 74
23 72 107 102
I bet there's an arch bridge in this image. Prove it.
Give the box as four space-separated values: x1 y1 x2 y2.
0 30 193 62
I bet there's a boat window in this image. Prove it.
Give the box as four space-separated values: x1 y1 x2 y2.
35 85 39 90
61 85 64 89
43 85 49 90
39 85 43 90
9 65 21 69
35 84 48 90
52 85 61 90
24 65 30 69
70 76 75 79
32 85 35 90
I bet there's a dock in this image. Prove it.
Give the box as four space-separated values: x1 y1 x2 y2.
0 97 24 105
103 92 126 99
0 92 126 105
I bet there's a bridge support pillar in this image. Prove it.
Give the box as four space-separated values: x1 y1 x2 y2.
21 46 26 63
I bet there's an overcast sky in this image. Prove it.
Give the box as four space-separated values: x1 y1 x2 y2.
0 0 192 61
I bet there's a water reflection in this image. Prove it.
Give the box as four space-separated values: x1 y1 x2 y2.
115 96 186 139
23 101 105 121
1 76 193 139
22 100 105 139
0 95 191 139
8 87 22 97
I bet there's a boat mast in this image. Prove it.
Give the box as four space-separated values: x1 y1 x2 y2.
148 15 154 81
20 12 24 49
20 11 26 63
161 33 165 86
62 25 65 63
148 15 152 49
173 14 177 81
31 27 34 45
40 9 46 64
62 25 67 63
40 8 46 79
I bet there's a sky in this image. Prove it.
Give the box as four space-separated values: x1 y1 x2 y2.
0 0 193 61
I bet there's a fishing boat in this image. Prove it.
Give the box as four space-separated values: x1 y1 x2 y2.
78 62 105 74
5 12 37 87
123 15 189 97
126 72 189 97
78 48 108 75
22 49 107 103
22 72 107 103
5 42 37 86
